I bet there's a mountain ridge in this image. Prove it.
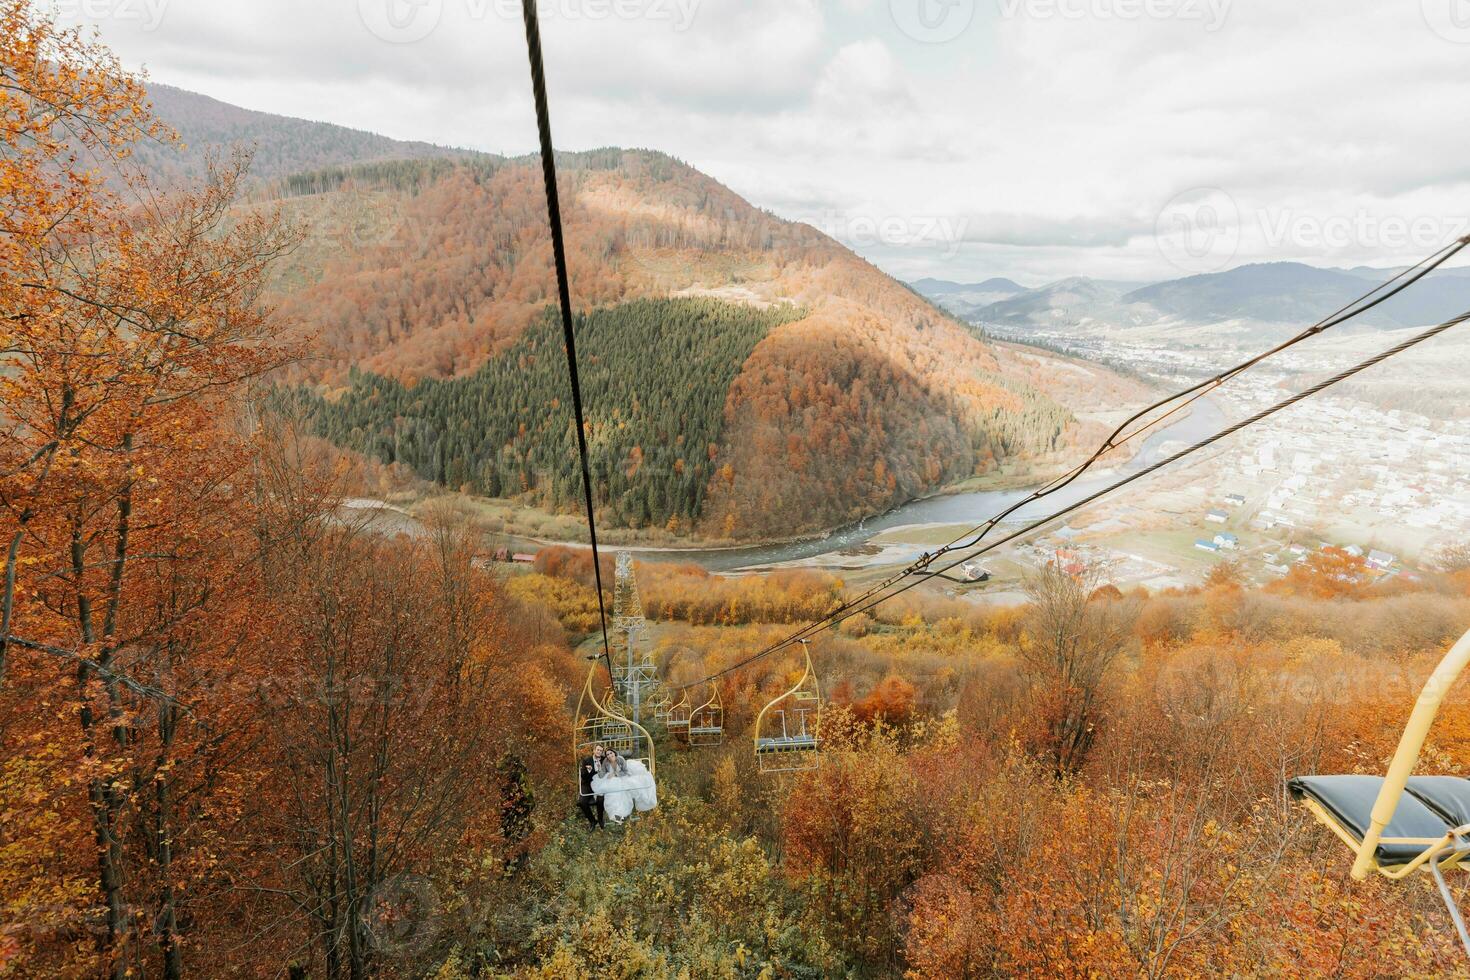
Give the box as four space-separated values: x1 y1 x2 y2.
136 85 1147 539
139 83 480 185
922 260 1470 332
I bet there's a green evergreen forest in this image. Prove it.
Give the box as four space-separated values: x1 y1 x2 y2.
281 297 803 529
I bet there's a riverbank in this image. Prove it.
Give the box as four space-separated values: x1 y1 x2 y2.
341 395 1225 573
343 451 1096 558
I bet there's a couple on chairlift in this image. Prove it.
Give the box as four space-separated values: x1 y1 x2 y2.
577 742 656 829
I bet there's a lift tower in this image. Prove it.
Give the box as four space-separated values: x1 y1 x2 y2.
611 552 658 725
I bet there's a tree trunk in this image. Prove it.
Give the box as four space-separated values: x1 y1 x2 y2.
156 696 182 980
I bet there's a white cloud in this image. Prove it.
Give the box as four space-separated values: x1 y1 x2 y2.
54 0 1470 284
814 40 910 110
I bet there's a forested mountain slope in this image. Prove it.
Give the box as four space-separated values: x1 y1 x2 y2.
141 87 1139 538
137 83 475 185
246 149 1100 537
283 298 803 533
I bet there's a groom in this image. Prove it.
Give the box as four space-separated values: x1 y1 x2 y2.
577 743 606 830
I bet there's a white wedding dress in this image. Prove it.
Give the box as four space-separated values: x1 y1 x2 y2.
591 759 658 822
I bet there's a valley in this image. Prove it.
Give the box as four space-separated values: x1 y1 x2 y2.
119 86 1196 552
12 8 1470 977
907 268 1470 599
227 143 1154 543
134 81 1470 604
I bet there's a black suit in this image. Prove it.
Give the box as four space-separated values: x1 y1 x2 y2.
577 755 604 829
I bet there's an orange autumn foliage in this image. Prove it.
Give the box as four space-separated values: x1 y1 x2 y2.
0 8 582 976
1269 546 1374 600
846 673 918 725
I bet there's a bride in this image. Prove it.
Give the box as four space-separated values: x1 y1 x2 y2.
591 749 657 823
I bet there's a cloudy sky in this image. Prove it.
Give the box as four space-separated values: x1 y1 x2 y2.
55 0 1470 285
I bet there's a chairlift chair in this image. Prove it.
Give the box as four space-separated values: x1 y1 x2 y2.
688 683 725 747
665 691 691 738
754 642 822 773
1289 625 1470 955
572 666 655 784
602 687 629 723
648 688 673 724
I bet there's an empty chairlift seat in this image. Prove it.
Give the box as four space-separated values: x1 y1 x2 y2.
755 642 823 773
648 689 673 725
688 684 724 747
755 725 819 756
1289 775 1470 869
665 692 691 737
1290 624 1470 955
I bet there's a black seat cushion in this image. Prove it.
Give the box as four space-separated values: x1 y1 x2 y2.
1406 776 1470 827
1289 774 1453 865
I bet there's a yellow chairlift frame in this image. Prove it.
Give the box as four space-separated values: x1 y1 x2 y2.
754 643 822 773
665 690 691 736
1291 625 1470 955
572 666 655 784
648 688 673 724
688 683 725 747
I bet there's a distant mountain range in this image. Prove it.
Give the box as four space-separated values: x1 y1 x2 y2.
908 277 1028 318
915 262 1470 332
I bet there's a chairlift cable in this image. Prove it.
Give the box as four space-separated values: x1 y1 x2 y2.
671 239 1468 694
673 238 1468 692
521 0 614 677
680 304 1470 690
520 0 1466 696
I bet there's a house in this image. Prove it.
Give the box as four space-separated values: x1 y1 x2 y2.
1206 509 1229 524
960 561 992 583
1195 539 1221 553
1225 493 1246 507
1214 533 1239 550
1367 549 1396 570
1343 544 1364 558
512 552 538 564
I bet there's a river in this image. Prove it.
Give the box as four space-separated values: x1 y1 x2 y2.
343 395 1226 573
624 395 1228 572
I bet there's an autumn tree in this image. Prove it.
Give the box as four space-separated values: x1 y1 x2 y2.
222 442 573 977
849 673 917 725
1018 562 1138 776
1 0 165 686
1270 546 1372 600
2 6 301 974
1432 540 1470 573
